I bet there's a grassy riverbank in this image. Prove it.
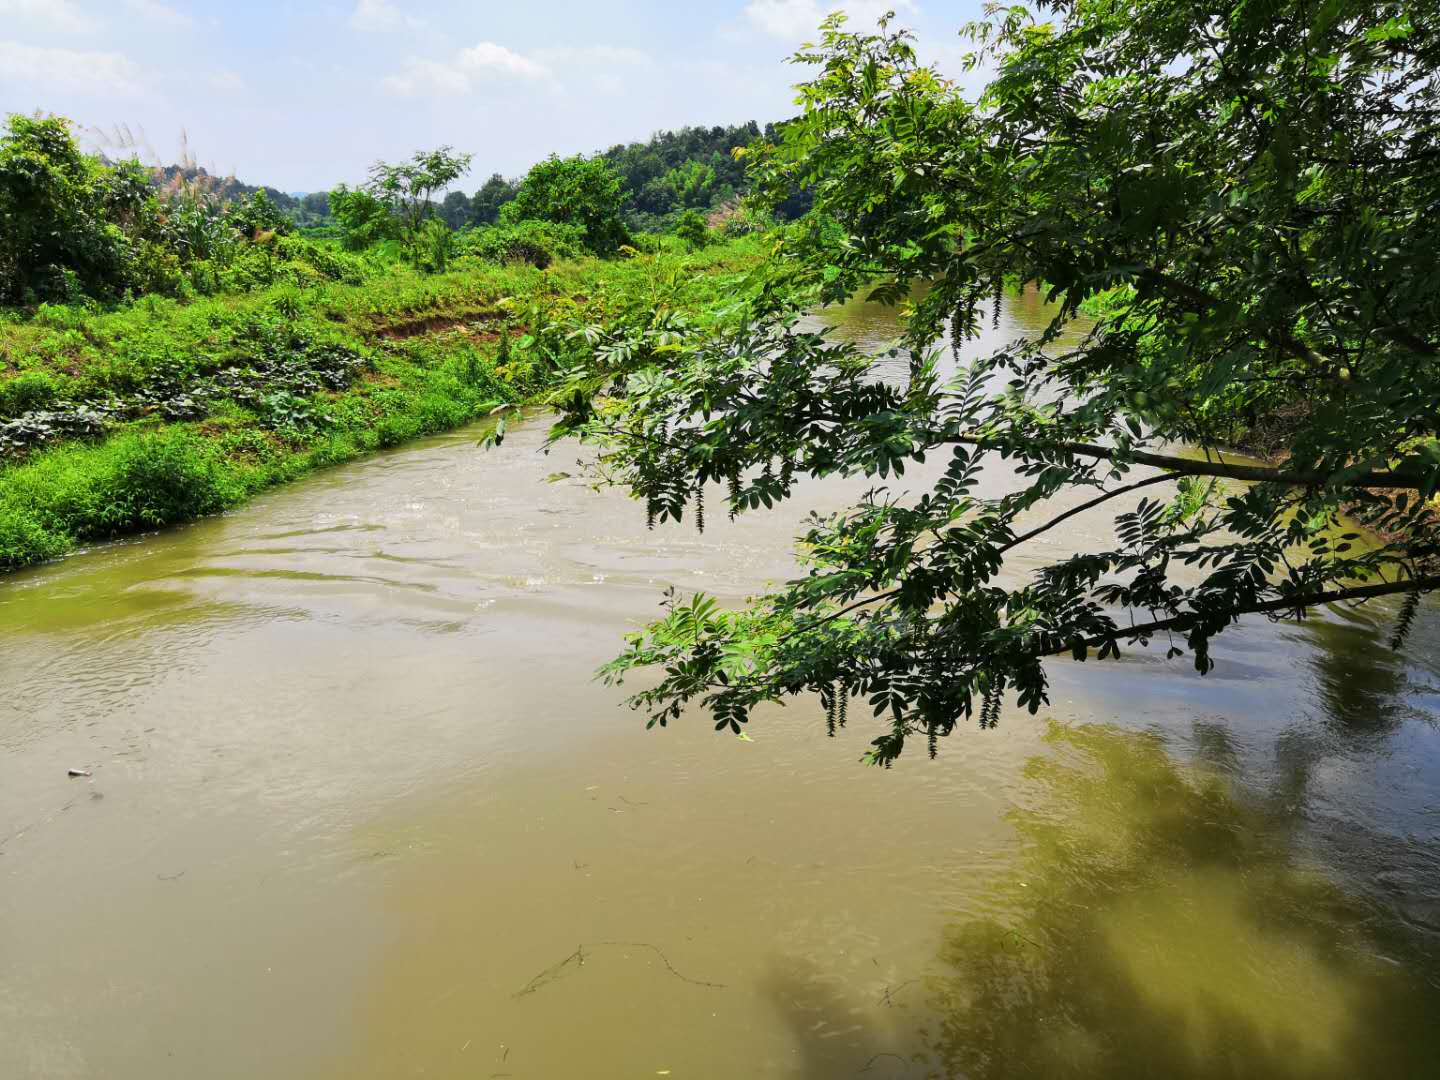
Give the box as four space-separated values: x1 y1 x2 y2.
0 237 772 572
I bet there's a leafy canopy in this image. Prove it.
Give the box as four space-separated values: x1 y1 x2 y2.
549 1 1440 764
362 146 473 257
471 173 519 225
0 114 313 304
327 184 394 251
502 154 630 255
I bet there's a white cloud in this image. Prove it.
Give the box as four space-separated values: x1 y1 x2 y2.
350 0 424 32
0 40 146 94
382 59 471 97
123 0 194 28
457 41 552 80
743 0 916 40
382 41 554 97
0 0 98 34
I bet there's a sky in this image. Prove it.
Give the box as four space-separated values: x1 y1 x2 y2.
0 0 981 193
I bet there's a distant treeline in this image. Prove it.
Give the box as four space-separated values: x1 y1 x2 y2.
149 165 331 226
0 111 793 307
169 122 807 232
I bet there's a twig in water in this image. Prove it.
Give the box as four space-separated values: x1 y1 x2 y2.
877 979 920 1007
515 945 587 997
514 941 726 998
858 1051 910 1075
1003 928 1041 951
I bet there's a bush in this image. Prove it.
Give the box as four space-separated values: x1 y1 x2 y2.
87 431 235 533
1 114 360 307
458 221 587 269
710 198 775 238
0 503 66 569
224 190 293 239
674 209 711 249
0 427 239 566
0 116 139 304
501 155 630 255
0 371 65 418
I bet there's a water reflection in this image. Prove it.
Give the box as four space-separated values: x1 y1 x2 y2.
756 722 1440 1078
785 724 1440 1079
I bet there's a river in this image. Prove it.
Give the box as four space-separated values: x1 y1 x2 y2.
2 290 1437 1078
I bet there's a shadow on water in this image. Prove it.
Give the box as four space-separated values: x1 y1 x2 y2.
1299 606 1416 735
762 957 920 1080
771 724 1440 1080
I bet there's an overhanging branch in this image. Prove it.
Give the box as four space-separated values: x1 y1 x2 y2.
1045 575 1440 658
946 434 1429 489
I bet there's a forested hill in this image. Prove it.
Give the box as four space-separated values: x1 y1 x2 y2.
600 122 767 228
150 165 331 226
150 121 803 232
446 121 806 232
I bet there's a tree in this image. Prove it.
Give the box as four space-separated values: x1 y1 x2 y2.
602 123 761 217
225 189 293 239
548 3 1440 764
327 184 393 251
0 114 145 302
673 208 710 249
299 191 331 221
502 154 629 254
439 190 473 230
471 172 517 225
363 146 473 257
663 160 718 209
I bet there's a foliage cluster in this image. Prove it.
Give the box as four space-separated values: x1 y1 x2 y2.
500 154 631 255
431 123 809 238
151 163 330 226
550 3 1440 763
0 115 348 307
455 219 588 269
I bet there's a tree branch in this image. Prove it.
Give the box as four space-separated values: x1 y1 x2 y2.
776 474 1180 641
1045 575 1440 658
945 434 1428 489
1000 472 1178 550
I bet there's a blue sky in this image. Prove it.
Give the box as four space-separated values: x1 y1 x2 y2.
0 1 978 193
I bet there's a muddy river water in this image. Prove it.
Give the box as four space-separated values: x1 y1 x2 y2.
2 292 1438 1078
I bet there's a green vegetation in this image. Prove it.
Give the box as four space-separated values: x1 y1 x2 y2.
552 2 1440 763
0 234 769 571
363 146 475 259
500 154 630 256
599 121 810 229
0 108 775 571
673 209 711 250
0 114 344 306
377 123 802 238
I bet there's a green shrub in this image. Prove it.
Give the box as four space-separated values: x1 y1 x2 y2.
0 504 66 570
500 155 630 255
458 221 587 268
674 209 711 249
88 431 236 532
0 370 65 418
